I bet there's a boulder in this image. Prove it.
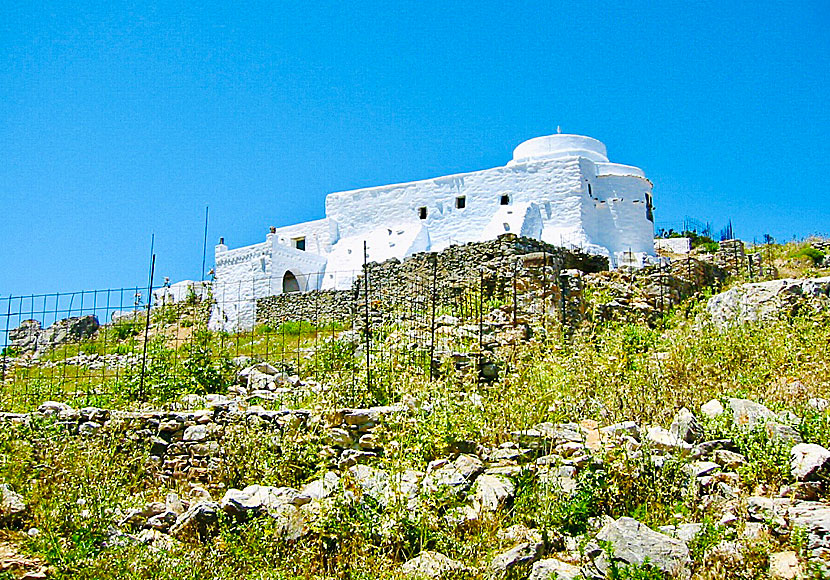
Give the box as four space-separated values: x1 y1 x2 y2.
299 472 339 501
583 517 691 580
700 399 725 419
645 426 691 453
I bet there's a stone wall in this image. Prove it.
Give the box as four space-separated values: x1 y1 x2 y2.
256 290 355 327
255 234 608 331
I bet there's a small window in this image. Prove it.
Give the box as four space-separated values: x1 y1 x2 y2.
587 183 593 196
455 196 466 209
418 207 427 219
500 194 510 205
293 237 306 251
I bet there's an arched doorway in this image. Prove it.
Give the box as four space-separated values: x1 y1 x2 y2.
282 271 301 293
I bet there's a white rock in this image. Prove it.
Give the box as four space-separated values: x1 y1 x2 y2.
528 558 580 580
584 517 691 580
701 399 725 419
491 541 543 572
791 443 830 481
401 551 464 578
645 426 691 453
473 474 515 512
183 425 208 442
769 550 803 579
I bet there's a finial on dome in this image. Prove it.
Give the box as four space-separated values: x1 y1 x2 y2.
557 125 562 134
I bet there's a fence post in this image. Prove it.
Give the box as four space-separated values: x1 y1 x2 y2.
429 254 438 381
542 248 547 331
512 258 519 327
139 253 156 403
363 241 371 395
1 299 10 384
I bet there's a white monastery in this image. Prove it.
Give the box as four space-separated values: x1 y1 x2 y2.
208 133 655 329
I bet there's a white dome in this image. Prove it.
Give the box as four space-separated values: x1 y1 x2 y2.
512 134 608 163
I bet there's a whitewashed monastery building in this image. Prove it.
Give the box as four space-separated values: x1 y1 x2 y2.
209 133 655 329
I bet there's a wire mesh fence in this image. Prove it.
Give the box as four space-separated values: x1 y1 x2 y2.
0 260 562 412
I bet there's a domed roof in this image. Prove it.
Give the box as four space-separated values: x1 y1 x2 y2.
512 134 608 163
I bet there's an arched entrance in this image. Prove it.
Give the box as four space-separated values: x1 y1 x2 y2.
282 271 301 293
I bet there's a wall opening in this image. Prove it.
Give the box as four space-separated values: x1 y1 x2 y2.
293 237 306 251
500 194 510 205
455 196 466 209
587 183 593 197
282 271 301 293
418 207 427 219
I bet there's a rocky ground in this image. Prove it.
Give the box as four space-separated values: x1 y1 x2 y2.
0 239 829 579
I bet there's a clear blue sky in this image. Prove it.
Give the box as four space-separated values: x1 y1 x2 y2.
1 0 828 296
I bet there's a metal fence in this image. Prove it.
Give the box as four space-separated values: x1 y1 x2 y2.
0 261 559 412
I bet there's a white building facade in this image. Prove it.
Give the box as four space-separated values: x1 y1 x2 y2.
211 134 655 329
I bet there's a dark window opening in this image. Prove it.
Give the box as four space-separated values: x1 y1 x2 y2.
500 194 510 205
587 183 593 197
418 207 427 219
293 237 306 251
645 193 654 222
455 196 466 209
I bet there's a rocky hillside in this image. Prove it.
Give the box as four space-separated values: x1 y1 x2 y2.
0 240 829 580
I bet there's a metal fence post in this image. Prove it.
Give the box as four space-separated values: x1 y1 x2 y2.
363 241 371 394
1 299 10 384
139 253 156 402
429 254 438 381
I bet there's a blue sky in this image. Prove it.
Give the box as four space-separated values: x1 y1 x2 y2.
1 0 828 296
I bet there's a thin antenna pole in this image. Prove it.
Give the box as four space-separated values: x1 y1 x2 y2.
201 206 209 281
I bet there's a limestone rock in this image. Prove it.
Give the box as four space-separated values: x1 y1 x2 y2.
791 444 830 481
600 421 640 441
670 407 704 443
182 425 208 442
169 501 220 541
645 426 691 453
473 474 514 512
528 558 581 580
707 277 830 329
37 401 73 417
300 472 339 501
422 454 483 493
728 398 776 431
713 449 746 469
787 501 830 569
0 485 26 519
583 517 691 580
769 550 803 579
401 551 464 578
658 523 703 544
348 464 390 505
491 541 543 573
701 399 725 419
